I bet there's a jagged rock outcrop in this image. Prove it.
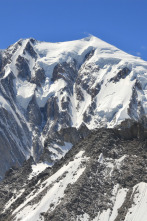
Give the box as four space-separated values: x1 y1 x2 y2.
16 55 31 79
109 67 130 83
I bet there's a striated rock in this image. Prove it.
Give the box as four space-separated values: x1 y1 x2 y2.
16 55 31 79
117 119 147 140
52 61 77 83
1 71 16 100
0 106 31 180
30 66 45 86
23 40 37 59
27 95 42 126
109 67 130 83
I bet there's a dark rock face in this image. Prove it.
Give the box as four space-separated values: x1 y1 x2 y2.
61 96 70 110
42 96 62 135
42 124 90 163
75 65 100 98
30 67 45 86
128 82 145 120
16 55 31 79
27 95 42 126
75 49 99 100
0 124 147 220
84 48 95 62
32 131 43 162
91 81 102 98
75 86 84 101
41 59 79 138
109 67 130 83
0 41 22 70
1 71 16 101
83 100 96 123
46 96 59 120
117 118 147 140
58 123 90 145
23 41 37 59
52 61 77 83
0 63 32 180
27 96 44 161
0 106 31 180
0 47 33 180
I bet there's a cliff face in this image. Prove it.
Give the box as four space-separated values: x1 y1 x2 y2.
0 36 147 179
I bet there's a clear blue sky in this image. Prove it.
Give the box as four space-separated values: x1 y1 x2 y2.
1 0 147 60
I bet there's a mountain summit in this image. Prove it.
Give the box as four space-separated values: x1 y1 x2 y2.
0 36 147 179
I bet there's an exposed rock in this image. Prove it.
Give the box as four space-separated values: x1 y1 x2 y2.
61 96 70 110
30 66 45 86
83 100 96 123
0 106 31 180
84 48 95 62
16 55 31 79
23 41 37 59
117 119 146 140
128 84 145 120
109 67 130 83
75 86 84 102
1 71 16 101
52 61 77 83
27 95 42 126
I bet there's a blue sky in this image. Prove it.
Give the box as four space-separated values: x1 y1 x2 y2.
0 0 147 60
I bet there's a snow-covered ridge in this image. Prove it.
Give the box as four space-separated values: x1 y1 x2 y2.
7 35 147 128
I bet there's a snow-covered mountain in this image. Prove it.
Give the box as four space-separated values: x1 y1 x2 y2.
0 35 147 179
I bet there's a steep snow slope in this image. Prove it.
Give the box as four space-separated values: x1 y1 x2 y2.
0 36 147 178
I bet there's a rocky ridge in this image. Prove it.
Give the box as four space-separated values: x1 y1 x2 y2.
0 121 147 221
